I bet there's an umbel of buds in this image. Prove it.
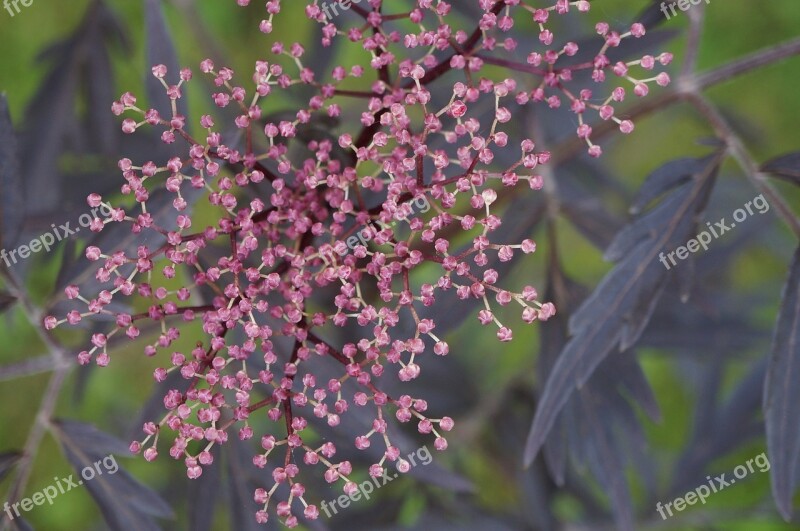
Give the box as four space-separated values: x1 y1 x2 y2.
47 0 670 526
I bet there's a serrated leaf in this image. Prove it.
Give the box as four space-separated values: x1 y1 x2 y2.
52 420 173 530
640 290 766 353
718 359 766 443
536 266 653 529
54 419 131 455
577 389 635 531
610 350 661 422
629 156 712 215
538 267 586 486
671 359 765 497
764 246 800 521
605 179 703 263
525 154 719 467
17 1 129 225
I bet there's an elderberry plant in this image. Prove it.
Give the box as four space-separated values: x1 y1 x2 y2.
42 0 670 525
4 0 800 530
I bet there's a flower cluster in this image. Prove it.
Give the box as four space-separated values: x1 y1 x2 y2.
46 0 670 525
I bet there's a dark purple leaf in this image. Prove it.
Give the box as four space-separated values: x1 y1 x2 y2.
670 359 765 497
764 246 800 521
525 154 720 467
640 290 766 353
53 419 131 455
762 152 800 186
537 267 586 486
558 171 625 249
536 265 652 529
577 389 635 531
18 1 128 225
606 350 661 422
519 463 559 531
634 0 673 28
52 420 173 530
718 359 766 442
629 156 712 215
0 94 24 251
